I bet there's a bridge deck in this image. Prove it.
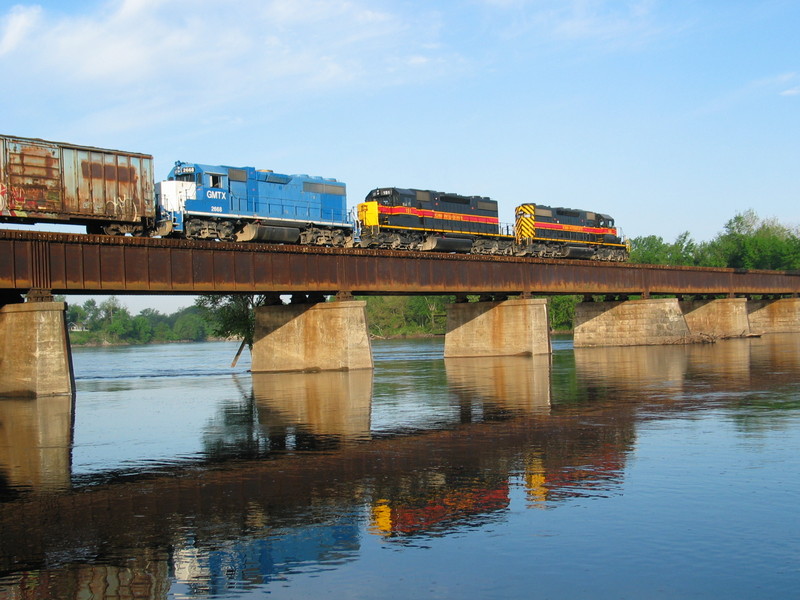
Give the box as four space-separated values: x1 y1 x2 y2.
0 229 798 296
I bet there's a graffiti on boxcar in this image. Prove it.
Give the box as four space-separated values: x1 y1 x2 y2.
106 195 139 220
0 184 27 212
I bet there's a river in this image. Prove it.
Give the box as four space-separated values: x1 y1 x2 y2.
1 334 799 598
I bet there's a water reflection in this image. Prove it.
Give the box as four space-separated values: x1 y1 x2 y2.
445 354 552 417
573 344 689 400
1 553 171 599
1 335 799 597
746 334 800 383
0 394 73 497
253 369 373 448
171 517 361 596
570 335 800 451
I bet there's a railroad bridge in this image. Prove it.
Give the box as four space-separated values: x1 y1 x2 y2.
1 229 799 396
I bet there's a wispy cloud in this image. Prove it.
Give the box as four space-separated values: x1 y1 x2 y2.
549 0 659 41
0 4 41 56
773 73 800 97
693 72 800 117
474 0 670 47
0 0 458 133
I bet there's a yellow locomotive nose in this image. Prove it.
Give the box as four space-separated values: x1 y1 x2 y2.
514 204 536 244
357 200 380 228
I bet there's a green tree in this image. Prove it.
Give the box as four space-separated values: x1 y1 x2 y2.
99 296 126 323
173 311 207 342
103 308 133 343
549 295 580 332
629 234 670 265
406 296 450 330
704 210 800 270
66 303 88 329
130 315 154 344
629 231 698 266
83 299 101 329
153 322 176 342
665 231 698 266
362 296 409 337
195 295 271 349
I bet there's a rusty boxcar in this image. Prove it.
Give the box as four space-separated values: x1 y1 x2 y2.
0 134 154 235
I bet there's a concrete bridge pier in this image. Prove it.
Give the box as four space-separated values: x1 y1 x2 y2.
680 297 751 338
574 297 695 348
251 293 373 372
747 297 800 333
0 297 75 397
443 297 551 357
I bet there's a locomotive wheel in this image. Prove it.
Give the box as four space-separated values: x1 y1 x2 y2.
86 222 144 236
102 224 124 236
217 220 236 241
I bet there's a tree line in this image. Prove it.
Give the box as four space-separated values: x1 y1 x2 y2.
65 297 211 345
628 209 800 269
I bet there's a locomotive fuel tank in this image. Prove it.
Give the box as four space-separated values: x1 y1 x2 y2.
0 134 154 234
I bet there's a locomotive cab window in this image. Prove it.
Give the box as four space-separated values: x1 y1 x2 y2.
598 216 614 227
208 173 224 188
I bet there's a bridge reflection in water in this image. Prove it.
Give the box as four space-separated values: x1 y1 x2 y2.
573 334 800 405
1 335 798 597
0 394 73 495
253 370 374 447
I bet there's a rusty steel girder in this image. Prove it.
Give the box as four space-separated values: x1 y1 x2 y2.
0 229 798 297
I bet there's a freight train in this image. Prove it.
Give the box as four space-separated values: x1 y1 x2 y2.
0 134 628 261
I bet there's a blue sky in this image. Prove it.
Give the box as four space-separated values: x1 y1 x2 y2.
1 0 798 313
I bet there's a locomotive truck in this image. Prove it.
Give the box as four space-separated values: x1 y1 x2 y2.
0 134 628 261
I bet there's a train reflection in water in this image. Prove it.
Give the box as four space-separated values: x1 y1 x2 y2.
4 336 797 597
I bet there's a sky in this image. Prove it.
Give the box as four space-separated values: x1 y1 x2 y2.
1 0 798 313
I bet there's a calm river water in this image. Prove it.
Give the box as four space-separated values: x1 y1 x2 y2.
1 334 800 598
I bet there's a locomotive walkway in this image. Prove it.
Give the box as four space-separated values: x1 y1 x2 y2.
0 228 799 397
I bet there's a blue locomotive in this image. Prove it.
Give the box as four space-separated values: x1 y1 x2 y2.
156 161 351 244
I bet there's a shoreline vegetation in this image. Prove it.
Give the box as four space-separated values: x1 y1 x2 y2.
64 293 581 347
66 209 799 347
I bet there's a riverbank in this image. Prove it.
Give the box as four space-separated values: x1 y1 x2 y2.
68 335 236 347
